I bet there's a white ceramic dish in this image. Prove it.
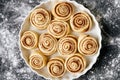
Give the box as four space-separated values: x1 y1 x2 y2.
19 0 102 80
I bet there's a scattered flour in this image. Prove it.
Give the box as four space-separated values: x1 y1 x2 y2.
4 71 18 80
114 0 120 7
0 0 120 80
114 37 120 48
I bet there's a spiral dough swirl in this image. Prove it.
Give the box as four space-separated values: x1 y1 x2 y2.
58 35 77 55
78 34 98 55
38 33 57 56
52 2 74 21
65 53 86 73
47 57 65 77
70 12 92 32
21 31 38 49
29 51 47 69
48 20 70 38
30 8 51 30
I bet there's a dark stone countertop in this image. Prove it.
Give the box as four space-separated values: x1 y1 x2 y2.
0 0 120 80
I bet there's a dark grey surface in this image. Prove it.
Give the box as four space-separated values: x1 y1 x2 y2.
0 0 120 80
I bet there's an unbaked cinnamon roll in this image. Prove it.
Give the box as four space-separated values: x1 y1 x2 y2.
38 33 57 56
30 8 51 30
78 34 98 55
47 20 70 38
29 50 47 69
58 35 77 55
20 31 38 49
70 12 92 32
65 53 86 73
47 57 65 77
52 2 74 21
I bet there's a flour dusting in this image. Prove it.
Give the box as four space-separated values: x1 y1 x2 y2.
0 0 120 80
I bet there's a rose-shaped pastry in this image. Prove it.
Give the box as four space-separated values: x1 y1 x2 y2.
30 8 51 30
58 35 77 55
78 34 98 55
47 57 65 77
65 53 86 73
70 12 92 32
52 2 74 21
38 33 57 56
29 50 47 69
48 20 70 38
20 31 38 49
